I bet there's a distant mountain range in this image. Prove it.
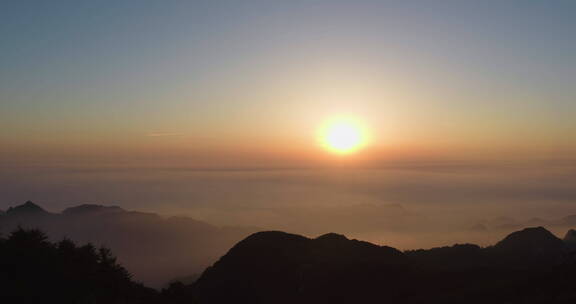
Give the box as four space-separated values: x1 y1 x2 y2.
174 226 576 304
0 201 258 287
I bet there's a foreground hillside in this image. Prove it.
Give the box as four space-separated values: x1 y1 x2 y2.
0 201 257 286
168 227 576 304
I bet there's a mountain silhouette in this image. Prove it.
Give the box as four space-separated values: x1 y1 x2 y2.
564 229 576 249
189 231 409 304
490 226 568 266
495 227 565 251
5 200 49 216
169 227 576 304
0 201 258 287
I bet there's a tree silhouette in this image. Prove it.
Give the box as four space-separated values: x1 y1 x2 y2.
0 227 155 303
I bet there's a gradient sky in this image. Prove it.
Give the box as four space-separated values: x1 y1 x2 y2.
1 0 575 167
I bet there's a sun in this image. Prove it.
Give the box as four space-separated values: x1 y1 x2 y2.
319 117 368 154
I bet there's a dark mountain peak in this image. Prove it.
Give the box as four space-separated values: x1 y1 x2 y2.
243 230 308 242
225 231 404 262
232 231 309 252
196 231 312 288
315 232 348 242
313 235 405 265
192 231 409 303
62 204 125 216
6 201 49 216
564 229 576 243
497 226 557 243
496 227 561 247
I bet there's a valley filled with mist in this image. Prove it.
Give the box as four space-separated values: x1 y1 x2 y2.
3 160 575 251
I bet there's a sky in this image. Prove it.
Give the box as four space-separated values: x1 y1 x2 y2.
1 0 575 168
1 1 576 250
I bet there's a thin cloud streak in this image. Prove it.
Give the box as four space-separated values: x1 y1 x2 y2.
146 132 184 137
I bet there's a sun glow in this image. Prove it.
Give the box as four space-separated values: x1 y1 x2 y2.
319 117 368 154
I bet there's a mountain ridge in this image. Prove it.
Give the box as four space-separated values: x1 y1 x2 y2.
180 226 576 304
